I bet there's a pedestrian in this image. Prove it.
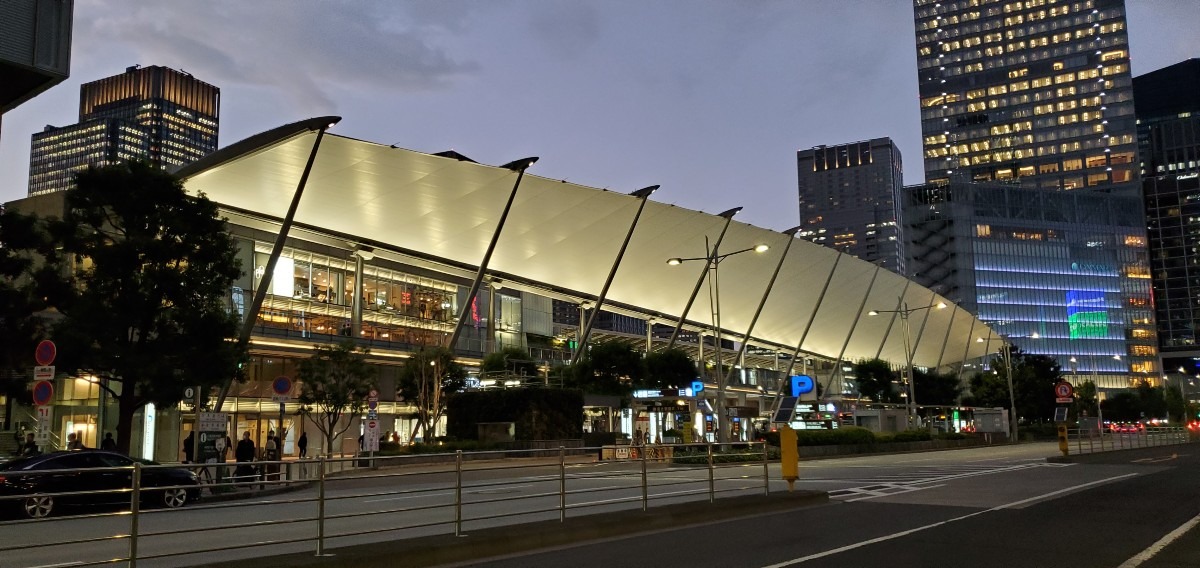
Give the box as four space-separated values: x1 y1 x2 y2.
298 432 308 459
265 430 278 461
100 432 117 451
20 432 39 456
234 431 256 481
183 431 195 463
66 432 84 450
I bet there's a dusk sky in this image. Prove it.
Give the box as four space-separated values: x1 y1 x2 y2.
1 1 1197 231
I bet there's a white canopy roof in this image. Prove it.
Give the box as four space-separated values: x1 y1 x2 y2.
179 118 998 368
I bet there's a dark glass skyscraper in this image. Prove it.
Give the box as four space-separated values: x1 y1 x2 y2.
797 138 905 274
1134 59 1200 178
914 0 1138 193
28 65 219 195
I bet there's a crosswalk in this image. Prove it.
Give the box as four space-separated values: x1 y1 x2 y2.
823 462 1074 501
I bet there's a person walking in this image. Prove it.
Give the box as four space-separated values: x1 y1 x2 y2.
183 431 195 463
234 431 256 481
100 432 117 451
20 432 39 456
298 432 308 459
66 432 84 450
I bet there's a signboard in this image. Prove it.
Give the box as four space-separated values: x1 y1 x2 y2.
32 380 54 406
790 375 815 397
271 376 293 403
367 389 379 420
691 381 705 394
363 419 381 452
1053 407 1069 423
198 412 229 432
196 412 230 463
1054 381 1074 404
35 405 52 443
34 366 54 382
35 340 56 366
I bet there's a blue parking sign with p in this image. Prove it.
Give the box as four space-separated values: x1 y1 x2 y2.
691 380 705 394
791 375 815 397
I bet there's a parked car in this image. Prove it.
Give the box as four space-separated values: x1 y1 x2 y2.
0 450 200 519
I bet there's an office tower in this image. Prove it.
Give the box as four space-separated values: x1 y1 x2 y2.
903 181 1157 389
28 65 218 195
914 0 1138 193
1137 59 1200 381
1134 59 1200 177
0 0 73 143
797 138 905 274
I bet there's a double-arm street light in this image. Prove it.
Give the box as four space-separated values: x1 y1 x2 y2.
868 299 947 428
667 239 769 444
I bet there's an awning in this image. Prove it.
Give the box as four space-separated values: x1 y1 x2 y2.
179 118 998 368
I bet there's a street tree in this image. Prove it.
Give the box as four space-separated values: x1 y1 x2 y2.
852 358 900 403
641 348 697 389
963 371 1009 408
1101 392 1140 422
51 162 243 453
397 346 465 443
297 341 375 455
914 368 964 407
1165 383 1186 423
1135 380 1167 420
1073 380 1098 418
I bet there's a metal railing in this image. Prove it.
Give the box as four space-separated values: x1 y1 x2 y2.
1066 426 1191 455
0 442 771 567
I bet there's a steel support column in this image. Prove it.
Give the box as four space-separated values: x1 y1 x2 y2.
822 266 881 398
667 207 741 349
722 227 801 387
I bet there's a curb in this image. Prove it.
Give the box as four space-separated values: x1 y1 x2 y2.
194 490 828 568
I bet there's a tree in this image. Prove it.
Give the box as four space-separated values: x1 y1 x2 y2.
852 358 900 403
1073 380 1098 418
914 368 964 407
963 370 1008 408
642 348 697 389
566 342 644 400
1165 382 1186 423
1135 380 1167 420
481 347 540 380
397 346 465 443
297 341 375 456
0 207 68 428
51 162 244 453
1011 353 1062 423
1102 392 1140 422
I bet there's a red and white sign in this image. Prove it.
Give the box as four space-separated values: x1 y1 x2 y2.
1054 381 1074 404
32 380 54 406
271 376 293 403
363 419 380 452
34 340 56 366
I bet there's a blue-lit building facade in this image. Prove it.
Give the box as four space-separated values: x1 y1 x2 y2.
904 181 1157 390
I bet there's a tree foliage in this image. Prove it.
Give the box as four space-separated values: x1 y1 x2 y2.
565 342 644 400
481 347 540 379
642 348 697 389
397 346 466 442
50 162 244 453
965 347 1061 422
914 368 964 407
297 341 375 455
852 358 900 403
1073 380 1098 418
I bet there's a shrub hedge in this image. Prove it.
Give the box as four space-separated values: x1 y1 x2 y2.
763 426 965 448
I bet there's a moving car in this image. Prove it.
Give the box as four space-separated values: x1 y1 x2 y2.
0 449 200 519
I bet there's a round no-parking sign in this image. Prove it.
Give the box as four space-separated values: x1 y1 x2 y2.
33 380 54 406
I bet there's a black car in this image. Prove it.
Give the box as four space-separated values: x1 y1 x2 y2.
0 449 200 518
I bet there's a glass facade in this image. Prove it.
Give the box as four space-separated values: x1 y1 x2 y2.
28 119 150 195
1145 174 1200 351
904 182 1156 389
913 0 1139 194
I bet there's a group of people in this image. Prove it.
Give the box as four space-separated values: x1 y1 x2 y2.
16 430 118 457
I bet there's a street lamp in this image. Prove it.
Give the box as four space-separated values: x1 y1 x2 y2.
868 300 947 428
666 239 770 444
979 334 1034 444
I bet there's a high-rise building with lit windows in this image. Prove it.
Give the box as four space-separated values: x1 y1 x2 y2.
913 0 1138 193
797 138 905 274
909 0 1157 389
27 65 218 195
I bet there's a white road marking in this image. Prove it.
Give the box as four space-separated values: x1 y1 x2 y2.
28 563 83 568
758 472 1139 567
1116 513 1200 568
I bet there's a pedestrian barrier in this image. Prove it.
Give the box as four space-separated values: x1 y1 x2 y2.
1066 426 1190 455
0 442 771 567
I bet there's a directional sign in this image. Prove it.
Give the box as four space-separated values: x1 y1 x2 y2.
363 419 380 452
1054 381 1074 404
198 412 229 432
271 376 293 403
32 380 54 406
34 366 54 381
35 340 56 366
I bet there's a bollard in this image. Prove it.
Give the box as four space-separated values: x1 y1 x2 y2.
640 443 648 511
762 441 770 496
707 442 715 503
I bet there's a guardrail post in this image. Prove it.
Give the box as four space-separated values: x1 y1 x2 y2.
762 441 770 496
640 443 648 511
455 450 464 536
130 462 141 567
707 442 715 503
559 446 567 522
316 456 326 556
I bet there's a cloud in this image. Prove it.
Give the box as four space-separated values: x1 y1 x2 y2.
78 0 481 113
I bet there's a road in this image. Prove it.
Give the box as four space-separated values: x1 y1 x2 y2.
466 442 1200 568
5 441 1192 568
